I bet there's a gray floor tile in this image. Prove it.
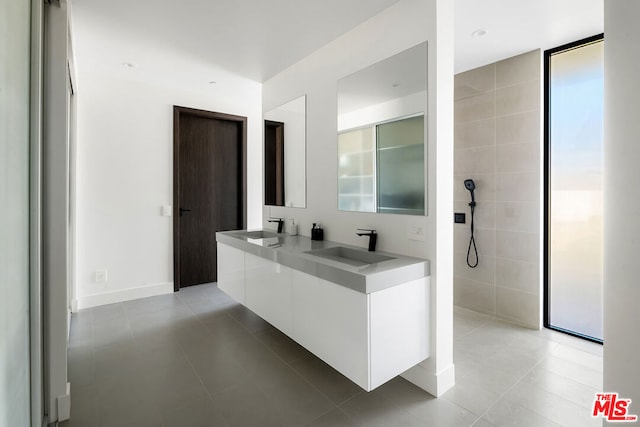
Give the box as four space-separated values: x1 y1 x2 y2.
507 378 601 427
92 320 133 347
339 387 426 427
305 408 357 427
482 396 562 427
227 304 272 333
443 379 502 416
521 366 600 410
140 354 206 409
127 305 196 336
260 368 336 426
290 356 363 405
91 303 127 325
538 355 603 390
210 381 291 427
255 327 314 364
188 299 239 321
64 284 603 427
184 336 253 394
406 395 482 427
122 292 187 315
67 345 95 388
200 313 254 345
161 395 230 427
62 384 99 427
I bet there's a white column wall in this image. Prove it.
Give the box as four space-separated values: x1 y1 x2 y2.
603 0 640 405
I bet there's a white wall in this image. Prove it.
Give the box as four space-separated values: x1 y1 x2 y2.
262 0 455 396
75 67 262 309
0 0 33 424
604 0 640 405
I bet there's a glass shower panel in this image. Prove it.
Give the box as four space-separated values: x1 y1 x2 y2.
338 127 376 212
548 39 604 340
376 115 424 215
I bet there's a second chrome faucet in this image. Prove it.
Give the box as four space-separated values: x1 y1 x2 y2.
356 229 377 252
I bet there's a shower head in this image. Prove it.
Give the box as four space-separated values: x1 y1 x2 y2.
464 179 476 193
464 179 476 204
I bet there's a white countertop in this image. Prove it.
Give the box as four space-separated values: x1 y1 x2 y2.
216 230 430 294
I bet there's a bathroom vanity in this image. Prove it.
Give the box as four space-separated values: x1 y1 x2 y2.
216 230 430 391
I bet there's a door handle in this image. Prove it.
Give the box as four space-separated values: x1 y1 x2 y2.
179 208 192 217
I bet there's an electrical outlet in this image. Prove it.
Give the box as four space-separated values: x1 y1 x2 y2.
94 270 108 283
408 225 425 241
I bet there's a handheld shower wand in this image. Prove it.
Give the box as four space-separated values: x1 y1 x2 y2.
464 179 476 203
464 179 479 268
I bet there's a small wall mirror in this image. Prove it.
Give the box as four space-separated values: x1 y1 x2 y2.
337 42 427 215
264 95 307 208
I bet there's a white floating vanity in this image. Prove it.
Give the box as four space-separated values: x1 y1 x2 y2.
216 230 430 392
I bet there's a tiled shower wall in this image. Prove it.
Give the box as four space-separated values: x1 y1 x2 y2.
453 50 541 328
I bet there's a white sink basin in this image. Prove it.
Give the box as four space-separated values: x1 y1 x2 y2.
304 246 395 267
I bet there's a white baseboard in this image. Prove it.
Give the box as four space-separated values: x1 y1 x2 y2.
401 361 455 397
76 282 174 310
56 382 71 422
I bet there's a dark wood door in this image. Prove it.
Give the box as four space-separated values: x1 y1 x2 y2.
173 107 247 289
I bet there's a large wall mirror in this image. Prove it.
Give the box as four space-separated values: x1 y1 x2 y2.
264 95 307 208
337 42 427 215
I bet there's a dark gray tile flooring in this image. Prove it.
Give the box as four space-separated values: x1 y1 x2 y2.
61 284 602 426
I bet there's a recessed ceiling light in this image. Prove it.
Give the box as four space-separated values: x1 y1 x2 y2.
208 81 217 84
471 28 488 38
122 62 134 68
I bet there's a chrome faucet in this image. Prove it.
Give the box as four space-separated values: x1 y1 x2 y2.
268 217 284 233
356 229 377 252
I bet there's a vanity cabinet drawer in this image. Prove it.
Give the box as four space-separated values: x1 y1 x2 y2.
217 243 245 304
245 253 293 336
291 270 429 391
292 270 369 389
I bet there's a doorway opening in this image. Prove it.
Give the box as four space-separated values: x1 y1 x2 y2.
173 107 247 290
544 34 604 343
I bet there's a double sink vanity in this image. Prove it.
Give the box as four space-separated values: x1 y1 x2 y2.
216 229 430 392
237 40 432 392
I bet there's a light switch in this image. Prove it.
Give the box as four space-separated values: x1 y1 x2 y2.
162 205 172 216
408 225 425 241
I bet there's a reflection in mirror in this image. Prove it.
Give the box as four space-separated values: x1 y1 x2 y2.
264 120 285 205
337 42 427 215
264 95 306 208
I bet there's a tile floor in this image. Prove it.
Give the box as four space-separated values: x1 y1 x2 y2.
61 283 603 427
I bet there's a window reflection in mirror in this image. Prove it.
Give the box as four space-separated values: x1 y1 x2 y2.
337 42 427 215
264 95 307 208
338 115 424 214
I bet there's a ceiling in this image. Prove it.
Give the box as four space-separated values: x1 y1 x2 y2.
70 0 402 83
455 0 603 74
71 0 604 83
